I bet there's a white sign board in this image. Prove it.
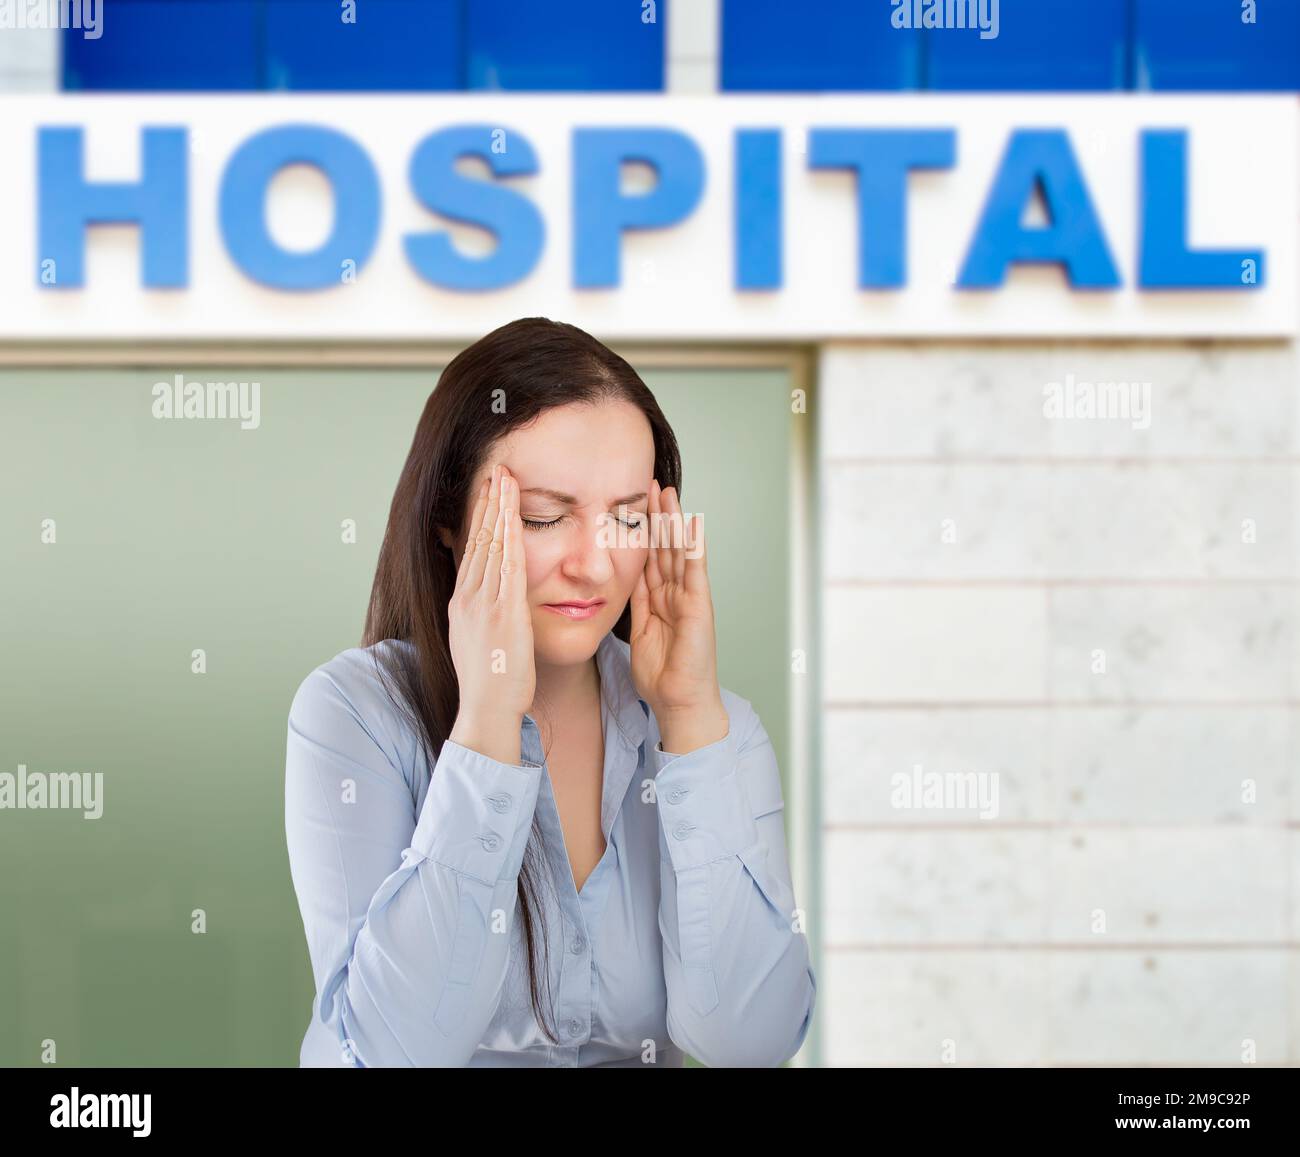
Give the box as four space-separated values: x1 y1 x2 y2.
0 94 1294 339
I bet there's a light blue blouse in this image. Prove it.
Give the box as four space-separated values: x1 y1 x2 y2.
284 629 816 1067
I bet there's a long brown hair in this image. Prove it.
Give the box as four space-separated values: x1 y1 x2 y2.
362 316 682 1043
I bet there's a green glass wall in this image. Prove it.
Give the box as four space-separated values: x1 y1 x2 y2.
0 364 794 1065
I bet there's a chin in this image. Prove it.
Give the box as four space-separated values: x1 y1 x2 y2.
531 612 616 667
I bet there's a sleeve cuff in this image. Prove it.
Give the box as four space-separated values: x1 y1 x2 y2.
652 723 760 872
410 739 542 886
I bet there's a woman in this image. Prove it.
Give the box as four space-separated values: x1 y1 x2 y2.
284 317 816 1067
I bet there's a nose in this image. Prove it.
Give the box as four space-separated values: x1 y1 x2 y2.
558 515 616 586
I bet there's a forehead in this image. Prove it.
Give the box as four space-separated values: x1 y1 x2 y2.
491 400 655 497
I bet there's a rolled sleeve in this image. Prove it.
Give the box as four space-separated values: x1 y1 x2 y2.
412 739 543 886
651 724 761 872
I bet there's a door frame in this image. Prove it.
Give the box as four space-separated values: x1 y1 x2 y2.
0 338 821 1068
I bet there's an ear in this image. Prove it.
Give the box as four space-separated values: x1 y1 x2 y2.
436 526 456 551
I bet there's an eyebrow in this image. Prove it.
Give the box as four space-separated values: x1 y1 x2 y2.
520 487 648 507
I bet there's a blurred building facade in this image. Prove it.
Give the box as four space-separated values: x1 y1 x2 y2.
2 0 1299 1067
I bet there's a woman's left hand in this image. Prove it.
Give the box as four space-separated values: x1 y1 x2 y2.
629 480 730 755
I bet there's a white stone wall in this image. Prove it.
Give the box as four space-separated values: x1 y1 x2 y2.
818 341 1300 1065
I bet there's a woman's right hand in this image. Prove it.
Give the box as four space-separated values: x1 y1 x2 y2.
447 464 535 766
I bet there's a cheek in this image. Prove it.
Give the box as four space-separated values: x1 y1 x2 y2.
614 547 647 591
523 534 563 592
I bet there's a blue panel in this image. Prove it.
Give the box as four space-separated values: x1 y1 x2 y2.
265 0 463 90
1136 0 1300 90
927 0 1129 90
64 0 260 91
466 0 663 91
722 0 921 90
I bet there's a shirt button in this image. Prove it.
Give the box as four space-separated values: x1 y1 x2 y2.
673 821 693 841
570 937 585 955
667 787 690 804
479 833 502 852
567 1018 582 1037
486 792 512 812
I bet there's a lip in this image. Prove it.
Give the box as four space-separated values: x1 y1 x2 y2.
541 599 606 621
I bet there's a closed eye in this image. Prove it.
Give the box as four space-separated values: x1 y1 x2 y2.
521 516 565 531
523 512 646 531
601 510 647 532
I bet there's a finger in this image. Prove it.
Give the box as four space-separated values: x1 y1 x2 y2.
464 463 502 593
683 514 708 594
484 472 514 600
456 476 491 589
482 504 507 599
645 478 665 592
665 486 686 585
497 486 526 606
656 480 677 587
482 463 503 533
